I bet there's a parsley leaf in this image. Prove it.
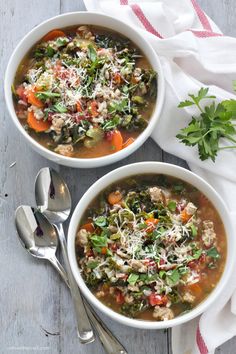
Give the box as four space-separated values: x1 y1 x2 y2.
167 200 177 212
90 234 108 249
166 269 180 285
177 87 236 161
108 99 129 114
88 44 97 62
222 99 236 117
54 102 67 113
102 115 120 131
127 273 139 285
56 37 69 47
159 270 166 279
94 216 107 227
45 46 55 57
190 224 198 237
207 247 220 259
192 249 202 259
87 261 98 269
178 87 216 109
35 91 61 101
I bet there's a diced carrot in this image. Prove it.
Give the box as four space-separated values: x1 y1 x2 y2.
111 130 123 152
27 87 44 108
108 190 123 205
123 137 135 149
27 111 51 132
42 30 66 42
101 247 107 255
113 72 121 85
76 101 83 112
187 283 202 297
145 218 159 225
89 101 98 117
145 218 159 233
131 75 139 84
80 223 95 233
180 209 191 223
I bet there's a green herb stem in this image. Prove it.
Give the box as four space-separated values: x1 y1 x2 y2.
219 145 236 150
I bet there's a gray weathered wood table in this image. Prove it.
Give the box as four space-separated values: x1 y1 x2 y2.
1 1 235 353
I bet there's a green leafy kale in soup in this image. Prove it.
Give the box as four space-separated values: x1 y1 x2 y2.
75 174 226 321
13 26 157 158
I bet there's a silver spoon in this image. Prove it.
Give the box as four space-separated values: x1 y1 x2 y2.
15 205 127 354
15 205 69 287
35 167 94 344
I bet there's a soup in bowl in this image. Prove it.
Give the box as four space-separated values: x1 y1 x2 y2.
67 162 235 329
5 12 164 168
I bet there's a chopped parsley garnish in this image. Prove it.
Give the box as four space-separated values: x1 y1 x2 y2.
167 200 176 212
94 216 107 227
127 273 139 285
207 247 220 259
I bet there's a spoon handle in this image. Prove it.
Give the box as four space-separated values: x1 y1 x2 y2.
48 256 70 288
55 223 95 344
54 256 128 354
85 302 128 354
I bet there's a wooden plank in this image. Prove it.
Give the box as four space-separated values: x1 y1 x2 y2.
198 0 236 36
0 1 61 353
60 0 86 12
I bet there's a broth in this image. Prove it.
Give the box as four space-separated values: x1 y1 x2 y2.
13 26 157 158
75 174 226 321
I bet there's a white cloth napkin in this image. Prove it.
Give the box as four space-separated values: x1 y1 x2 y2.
83 1 236 353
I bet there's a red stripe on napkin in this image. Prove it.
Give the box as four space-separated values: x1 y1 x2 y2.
120 0 128 4
189 29 223 38
191 0 212 31
130 4 163 38
196 325 208 354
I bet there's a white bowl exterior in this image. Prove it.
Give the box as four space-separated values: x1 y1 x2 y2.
67 162 235 329
4 12 165 168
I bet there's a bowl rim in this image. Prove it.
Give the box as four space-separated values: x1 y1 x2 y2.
4 11 165 168
67 161 235 329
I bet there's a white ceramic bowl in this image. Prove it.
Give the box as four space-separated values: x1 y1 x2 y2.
68 161 235 329
4 12 165 168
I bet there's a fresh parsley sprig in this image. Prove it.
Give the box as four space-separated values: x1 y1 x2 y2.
177 87 236 161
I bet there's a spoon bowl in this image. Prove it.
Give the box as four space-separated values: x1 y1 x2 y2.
35 167 71 224
15 206 58 259
15 205 69 286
